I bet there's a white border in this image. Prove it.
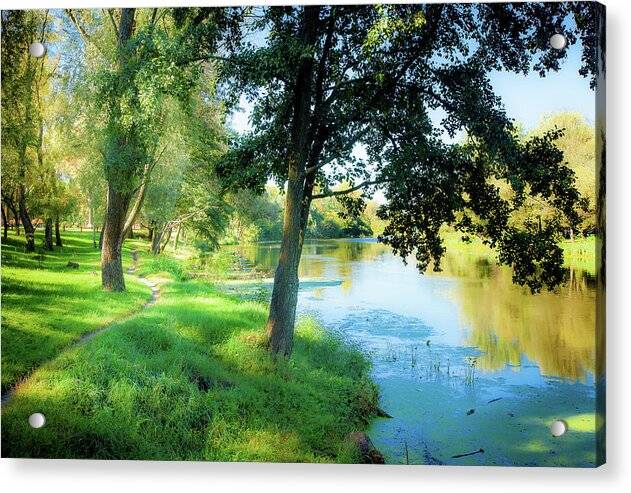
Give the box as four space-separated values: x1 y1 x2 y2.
2 1 630 492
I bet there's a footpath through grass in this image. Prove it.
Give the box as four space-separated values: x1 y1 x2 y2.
1 231 151 392
1 230 378 462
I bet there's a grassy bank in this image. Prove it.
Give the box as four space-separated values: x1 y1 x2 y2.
441 230 597 273
1 231 151 392
1 230 377 462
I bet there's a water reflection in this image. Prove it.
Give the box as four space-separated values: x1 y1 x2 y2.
237 239 597 382
234 238 599 466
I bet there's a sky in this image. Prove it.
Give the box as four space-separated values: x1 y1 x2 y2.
489 41 595 131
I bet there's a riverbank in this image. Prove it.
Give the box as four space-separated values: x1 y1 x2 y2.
234 236 601 466
1 231 378 462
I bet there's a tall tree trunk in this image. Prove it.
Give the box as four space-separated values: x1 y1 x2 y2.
148 222 154 242
13 208 20 235
44 218 54 250
55 217 62 246
265 6 320 357
266 170 308 356
151 223 164 255
2 206 8 240
160 226 172 253
100 7 136 291
18 187 35 252
17 145 35 252
101 186 131 291
89 204 97 248
121 166 150 239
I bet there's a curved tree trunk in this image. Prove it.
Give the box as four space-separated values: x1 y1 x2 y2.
101 186 131 291
160 226 172 253
173 224 182 252
13 208 20 235
17 144 35 251
44 218 54 250
151 223 164 255
55 217 62 246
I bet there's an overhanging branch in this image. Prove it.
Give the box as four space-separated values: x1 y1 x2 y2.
311 178 390 200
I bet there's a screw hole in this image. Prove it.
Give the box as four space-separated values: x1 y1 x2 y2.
550 419 567 437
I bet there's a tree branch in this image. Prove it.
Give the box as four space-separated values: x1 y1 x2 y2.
105 9 119 34
65 10 92 44
122 145 167 237
65 9 108 57
311 178 390 199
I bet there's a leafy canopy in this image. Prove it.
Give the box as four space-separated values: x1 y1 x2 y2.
215 3 602 292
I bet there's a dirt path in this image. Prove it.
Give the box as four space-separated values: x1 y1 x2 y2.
1 255 161 405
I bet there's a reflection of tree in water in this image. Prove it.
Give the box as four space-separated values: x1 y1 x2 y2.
242 240 390 279
445 252 597 381
238 241 598 382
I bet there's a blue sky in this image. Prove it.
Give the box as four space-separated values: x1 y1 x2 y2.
490 41 594 131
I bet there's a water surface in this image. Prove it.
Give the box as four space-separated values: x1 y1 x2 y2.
234 238 601 466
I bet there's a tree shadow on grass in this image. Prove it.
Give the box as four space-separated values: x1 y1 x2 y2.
1 265 150 392
1 279 375 463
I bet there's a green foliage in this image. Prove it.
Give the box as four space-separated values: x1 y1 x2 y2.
223 185 381 244
525 112 596 234
223 187 284 244
216 3 603 293
308 195 373 239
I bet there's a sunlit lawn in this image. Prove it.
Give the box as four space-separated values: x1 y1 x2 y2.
1 230 377 462
1 230 151 392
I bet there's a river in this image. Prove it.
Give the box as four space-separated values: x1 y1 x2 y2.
231 238 602 467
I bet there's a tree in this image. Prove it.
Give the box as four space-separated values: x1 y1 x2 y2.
140 74 229 255
525 112 596 236
1 10 54 252
224 187 284 243
217 3 605 356
65 8 230 290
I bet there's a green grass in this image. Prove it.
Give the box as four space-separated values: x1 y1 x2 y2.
441 230 597 273
1 230 151 392
136 254 190 281
559 236 598 273
1 230 378 462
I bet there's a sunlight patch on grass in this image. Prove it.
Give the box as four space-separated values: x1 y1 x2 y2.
566 413 598 433
2 268 378 462
1 231 151 391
